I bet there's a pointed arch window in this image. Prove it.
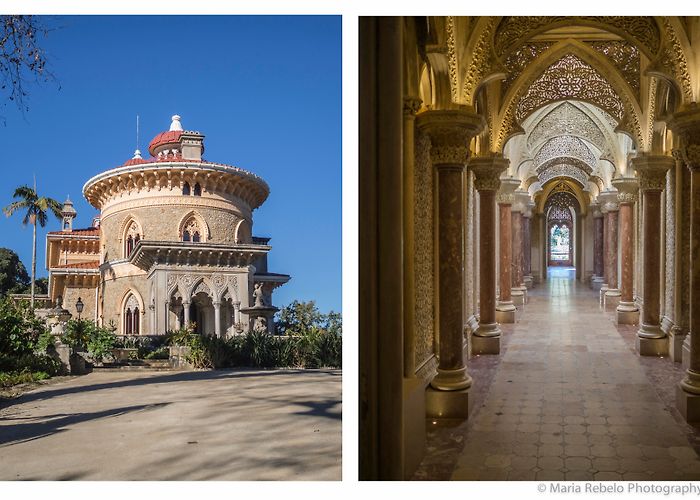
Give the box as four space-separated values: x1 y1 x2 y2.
182 217 204 243
182 182 191 195
124 294 141 335
193 183 202 196
124 220 142 257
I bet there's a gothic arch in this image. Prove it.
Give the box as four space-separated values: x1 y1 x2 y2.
120 289 145 335
120 215 143 258
235 219 252 244
187 277 214 302
178 211 210 242
495 40 644 151
535 178 589 216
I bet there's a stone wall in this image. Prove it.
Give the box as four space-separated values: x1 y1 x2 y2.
413 128 435 378
101 273 150 334
62 285 98 323
100 204 248 260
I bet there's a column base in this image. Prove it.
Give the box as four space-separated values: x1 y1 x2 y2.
511 288 526 306
599 285 608 305
495 301 516 324
604 289 621 310
426 386 470 420
465 314 480 335
430 367 472 391
676 384 700 423
472 334 500 355
636 334 668 357
591 276 604 291
616 302 639 325
683 334 692 371
669 327 687 363
524 275 534 289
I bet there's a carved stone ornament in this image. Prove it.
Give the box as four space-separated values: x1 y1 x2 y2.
590 202 603 218
470 156 510 192
416 110 486 166
611 177 639 205
631 154 674 191
597 191 618 213
403 96 422 117
497 177 521 205
667 107 700 172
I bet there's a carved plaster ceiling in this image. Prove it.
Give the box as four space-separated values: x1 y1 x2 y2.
545 189 581 213
534 135 598 169
493 16 661 57
527 101 608 151
538 163 589 187
515 54 624 122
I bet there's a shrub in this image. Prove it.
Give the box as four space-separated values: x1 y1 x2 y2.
0 370 51 388
0 297 47 356
86 325 117 363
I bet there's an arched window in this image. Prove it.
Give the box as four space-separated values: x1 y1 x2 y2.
182 182 191 195
124 220 142 257
124 294 140 335
182 217 204 243
193 183 202 196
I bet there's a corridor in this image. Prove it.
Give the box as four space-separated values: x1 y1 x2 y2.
414 271 700 481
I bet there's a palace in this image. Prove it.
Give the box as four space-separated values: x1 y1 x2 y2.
360 17 700 480
46 115 289 336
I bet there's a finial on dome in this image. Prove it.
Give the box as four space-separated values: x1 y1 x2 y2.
170 115 183 132
133 149 142 159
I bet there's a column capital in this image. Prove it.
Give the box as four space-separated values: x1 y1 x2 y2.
598 190 619 213
496 176 520 203
403 96 422 117
631 154 674 191
667 105 700 171
611 177 639 205
416 109 485 166
523 200 535 218
590 202 603 218
512 188 531 213
470 154 510 192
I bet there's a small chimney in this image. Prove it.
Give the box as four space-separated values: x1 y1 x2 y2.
180 131 205 161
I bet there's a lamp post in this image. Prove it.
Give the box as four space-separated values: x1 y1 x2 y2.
76 297 84 321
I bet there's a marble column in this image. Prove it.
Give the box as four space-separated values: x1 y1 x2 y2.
213 300 222 337
496 177 520 324
611 177 639 325
523 202 534 289
591 203 604 290
470 155 509 354
183 301 191 327
633 154 674 356
511 190 529 304
669 108 700 420
416 110 484 414
599 191 620 306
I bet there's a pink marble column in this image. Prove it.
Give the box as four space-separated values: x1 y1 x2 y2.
612 178 639 325
470 157 509 354
416 110 485 392
633 155 674 356
670 109 700 420
591 203 604 290
495 177 519 324
522 206 533 288
511 212 523 288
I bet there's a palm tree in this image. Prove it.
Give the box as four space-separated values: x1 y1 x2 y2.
3 184 62 309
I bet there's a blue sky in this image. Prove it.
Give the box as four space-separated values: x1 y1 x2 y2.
0 15 342 313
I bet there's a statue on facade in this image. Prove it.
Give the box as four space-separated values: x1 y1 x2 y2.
253 282 266 307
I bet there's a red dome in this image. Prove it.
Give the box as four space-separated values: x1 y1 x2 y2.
123 156 149 166
148 130 182 155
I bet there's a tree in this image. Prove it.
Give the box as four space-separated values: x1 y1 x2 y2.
0 247 30 296
1 16 54 120
276 300 324 336
3 185 62 309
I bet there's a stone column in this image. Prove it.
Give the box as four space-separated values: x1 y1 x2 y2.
470 155 509 354
669 108 700 420
523 202 534 289
182 301 191 327
416 109 484 416
213 300 222 337
632 155 674 356
591 203 605 290
495 177 520 324
612 177 639 325
599 191 620 306
511 189 529 304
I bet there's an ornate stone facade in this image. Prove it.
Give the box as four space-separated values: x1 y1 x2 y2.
46 115 289 336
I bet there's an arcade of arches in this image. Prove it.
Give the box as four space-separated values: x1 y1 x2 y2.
360 16 700 480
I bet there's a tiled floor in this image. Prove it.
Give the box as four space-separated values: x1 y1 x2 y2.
413 268 700 481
